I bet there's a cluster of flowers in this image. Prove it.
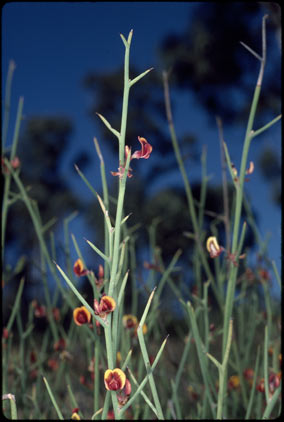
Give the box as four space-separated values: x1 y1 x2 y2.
72 136 153 404
73 294 133 406
73 258 104 288
111 136 152 179
72 259 146 407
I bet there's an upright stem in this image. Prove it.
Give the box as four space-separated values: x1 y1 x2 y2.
103 31 133 420
216 116 231 250
222 85 261 359
108 151 131 298
163 71 222 309
2 97 24 261
108 31 133 298
222 14 268 358
2 60 16 153
119 30 133 166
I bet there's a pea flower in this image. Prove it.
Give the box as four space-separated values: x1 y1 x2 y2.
11 156 21 169
1 156 20 174
2 327 9 339
268 372 281 394
32 300 46 318
111 165 133 179
122 314 147 337
231 160 254 183
47 358 59 371
71 408 81 420
206 236 224 258
95 264 105 288
111 136 152 179
117 378 132 406
256 377 265 393
131 136 152 160
246 160 254 175
107 410 115 420
187 385 199 401
73 306 91 326
228 375 240 390
122 314 138 329
104 368 126 391
73 258 89 277
243 368 254 387
94 295 116 319
52 307 61 322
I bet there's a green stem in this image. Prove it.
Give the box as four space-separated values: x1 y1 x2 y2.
207 319 233 419
94 137 110 280
119 30 132 165
6 159 75 314
94 339 101 418
43 377 64 419
263 325 270 404
245 346 260 419
2 60 16 152
103 321 121 419
251 114 281 138
162 71 222 310
2 97 24 261
2 394 18 420
137 289 165 419
186 301 215 417
108 148 131 298
121 335 168 417
262 382 282 419
222 14 268 358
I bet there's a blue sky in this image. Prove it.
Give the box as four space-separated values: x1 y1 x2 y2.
2 2 281 298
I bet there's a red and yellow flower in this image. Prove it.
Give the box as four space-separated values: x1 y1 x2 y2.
206 236 224 258
104 368 131 406
256 377 265 393
268 372 281 394
131 136 152 160
71 408 81 420
104 368 126 391
73 258 89 277
228 375 240 390
122 314 138 329
73 306 92 326
122 314 147 336
94 295 116 319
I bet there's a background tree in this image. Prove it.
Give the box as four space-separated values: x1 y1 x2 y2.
3 2 280 318
159 2 281 124
3 116 87 319
82 3 279 263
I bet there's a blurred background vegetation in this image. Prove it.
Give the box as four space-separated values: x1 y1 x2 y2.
3 2 281 324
